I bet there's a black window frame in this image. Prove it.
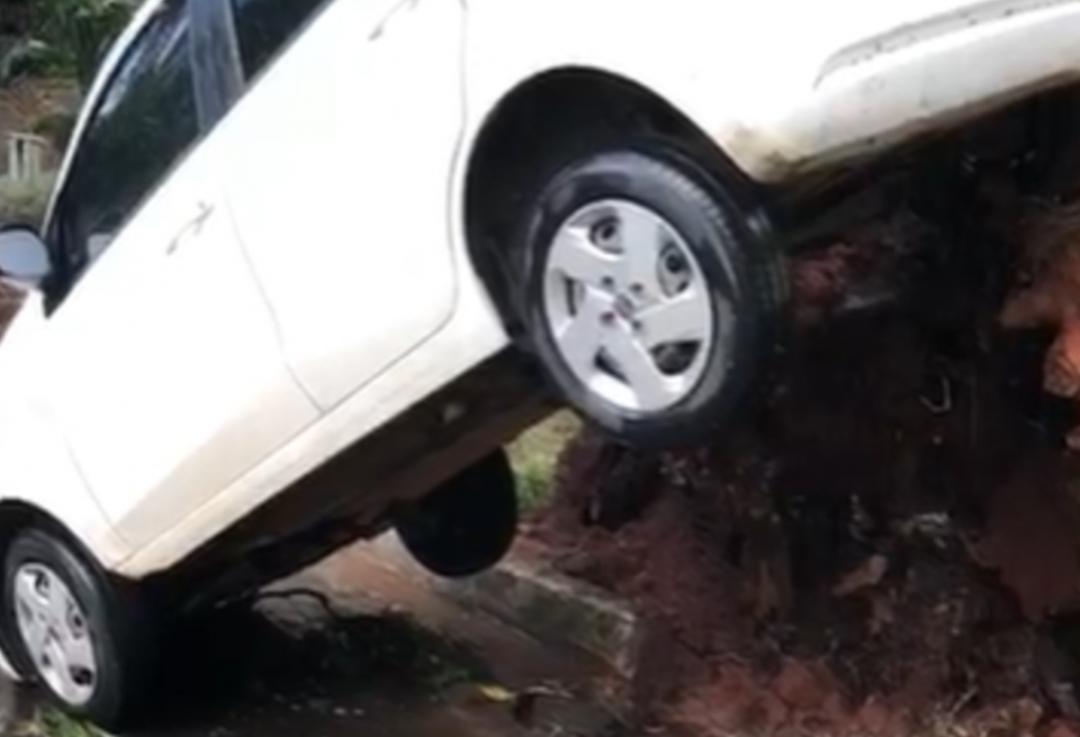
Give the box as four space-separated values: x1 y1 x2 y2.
43 0 242 313
226 0 332 86
189 0 245 125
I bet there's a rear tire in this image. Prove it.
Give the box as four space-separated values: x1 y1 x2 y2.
395 450 518 578
518 143 782 448
3 529 155 731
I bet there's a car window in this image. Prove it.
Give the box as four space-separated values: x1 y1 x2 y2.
231 0 326 80
50 0 197 289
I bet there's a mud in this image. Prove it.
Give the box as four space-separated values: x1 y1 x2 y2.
8 597 530 737
8 543 621 737
527 236 1080 735
1001 202 1080 449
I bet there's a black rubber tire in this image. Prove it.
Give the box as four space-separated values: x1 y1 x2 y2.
3 529 155 731
519 144 782 448
395 450 519 578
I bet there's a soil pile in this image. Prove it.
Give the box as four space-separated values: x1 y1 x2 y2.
528 279 1080 735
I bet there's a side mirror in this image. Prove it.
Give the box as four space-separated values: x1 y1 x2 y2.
0 226 51 289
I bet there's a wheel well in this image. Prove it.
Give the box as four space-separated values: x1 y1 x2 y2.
0 501 96 572
463 68 750 336
0 501 87 670
0 501 48 559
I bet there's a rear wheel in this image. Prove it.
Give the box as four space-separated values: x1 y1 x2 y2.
3 529 154 730
518 144 782 448
395 450 518 578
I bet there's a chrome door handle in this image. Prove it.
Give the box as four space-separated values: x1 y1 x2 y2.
166 202 214 256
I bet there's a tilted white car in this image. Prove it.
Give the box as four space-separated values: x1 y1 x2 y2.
0 0 1077 726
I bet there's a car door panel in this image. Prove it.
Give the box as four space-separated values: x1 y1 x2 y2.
44 138 318 552
221 0 465 410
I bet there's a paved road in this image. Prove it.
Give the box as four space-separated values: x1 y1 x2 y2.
6 541 620 737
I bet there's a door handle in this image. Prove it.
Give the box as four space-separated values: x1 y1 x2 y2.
369 0 419 41
165 202 215 256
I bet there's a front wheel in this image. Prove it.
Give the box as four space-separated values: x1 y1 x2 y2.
3 529 154 730
518 145 782 448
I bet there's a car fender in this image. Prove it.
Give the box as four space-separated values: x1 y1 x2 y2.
464 0 1080 182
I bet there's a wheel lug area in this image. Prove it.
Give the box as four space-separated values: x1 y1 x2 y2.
664 252 687 273
590 217 620 248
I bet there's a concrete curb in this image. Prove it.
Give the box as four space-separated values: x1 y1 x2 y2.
368 535 642 680
0 676 15 736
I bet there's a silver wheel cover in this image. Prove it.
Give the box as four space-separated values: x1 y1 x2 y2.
543 199 728 412
13 563 97 706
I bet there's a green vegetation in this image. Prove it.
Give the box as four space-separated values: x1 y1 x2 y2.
14 706 101 737
508 411 581 512
0 174 55 226
1 0 135 88
32 111 77 152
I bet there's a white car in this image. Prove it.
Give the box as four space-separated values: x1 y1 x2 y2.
0 0 1076 726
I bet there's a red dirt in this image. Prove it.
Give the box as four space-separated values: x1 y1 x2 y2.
1001 202 1080 449
526 303 1080 735
520 162 1080 736
975 453 1080 620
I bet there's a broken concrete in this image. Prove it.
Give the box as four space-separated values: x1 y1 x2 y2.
7 537 627 737
358 534 642 682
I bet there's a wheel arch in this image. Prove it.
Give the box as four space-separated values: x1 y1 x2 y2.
0 499 106 678
462 66 762 337
0 500 105 575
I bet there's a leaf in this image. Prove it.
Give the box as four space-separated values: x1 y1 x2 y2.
476 683 516 703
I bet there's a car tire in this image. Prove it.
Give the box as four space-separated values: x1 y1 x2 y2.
395 450 519 578
3 529 154 730
519 144 782 448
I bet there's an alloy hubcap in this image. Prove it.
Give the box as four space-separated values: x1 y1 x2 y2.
13 564 97 706
543 199 724 412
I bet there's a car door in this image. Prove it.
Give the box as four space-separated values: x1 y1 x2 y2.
219 0 465 410
40 0 318 550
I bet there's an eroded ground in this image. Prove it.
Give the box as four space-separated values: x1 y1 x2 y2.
5 544 618 737
527 311 1080 735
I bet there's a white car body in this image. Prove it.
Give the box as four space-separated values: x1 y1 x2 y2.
1 0 1079 676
